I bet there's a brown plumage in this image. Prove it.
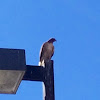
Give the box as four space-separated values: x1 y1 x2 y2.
39 38 56 66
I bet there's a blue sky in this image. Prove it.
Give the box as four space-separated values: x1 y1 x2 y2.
0 0 100 100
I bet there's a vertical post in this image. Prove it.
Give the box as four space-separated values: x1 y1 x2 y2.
43 60 55 100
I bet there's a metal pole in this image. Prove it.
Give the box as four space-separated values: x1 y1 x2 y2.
43 60 55 100
23 65 44 82
22 60 55 100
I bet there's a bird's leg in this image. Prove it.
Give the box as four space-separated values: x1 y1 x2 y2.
42 60 45 67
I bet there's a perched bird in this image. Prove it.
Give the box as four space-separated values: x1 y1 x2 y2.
39 38 56 66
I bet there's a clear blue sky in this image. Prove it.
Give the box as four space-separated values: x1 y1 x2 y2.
0 0 100 100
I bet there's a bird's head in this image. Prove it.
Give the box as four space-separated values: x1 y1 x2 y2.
48 38 56 43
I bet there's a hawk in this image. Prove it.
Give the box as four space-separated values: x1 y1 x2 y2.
39 38 56 66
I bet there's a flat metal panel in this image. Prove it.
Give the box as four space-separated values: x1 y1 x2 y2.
0 70 25 94
0 48 26 70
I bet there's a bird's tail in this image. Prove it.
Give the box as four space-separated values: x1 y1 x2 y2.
38 61 42 66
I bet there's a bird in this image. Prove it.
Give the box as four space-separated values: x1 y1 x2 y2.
39 38 56 66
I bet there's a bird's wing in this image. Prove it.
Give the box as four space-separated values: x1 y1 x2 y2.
39 42 48 62
51 45 54 58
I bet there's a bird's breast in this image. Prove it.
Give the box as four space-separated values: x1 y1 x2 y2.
47 43 53 51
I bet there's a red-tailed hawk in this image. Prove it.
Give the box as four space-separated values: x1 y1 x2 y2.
39 38 56 66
